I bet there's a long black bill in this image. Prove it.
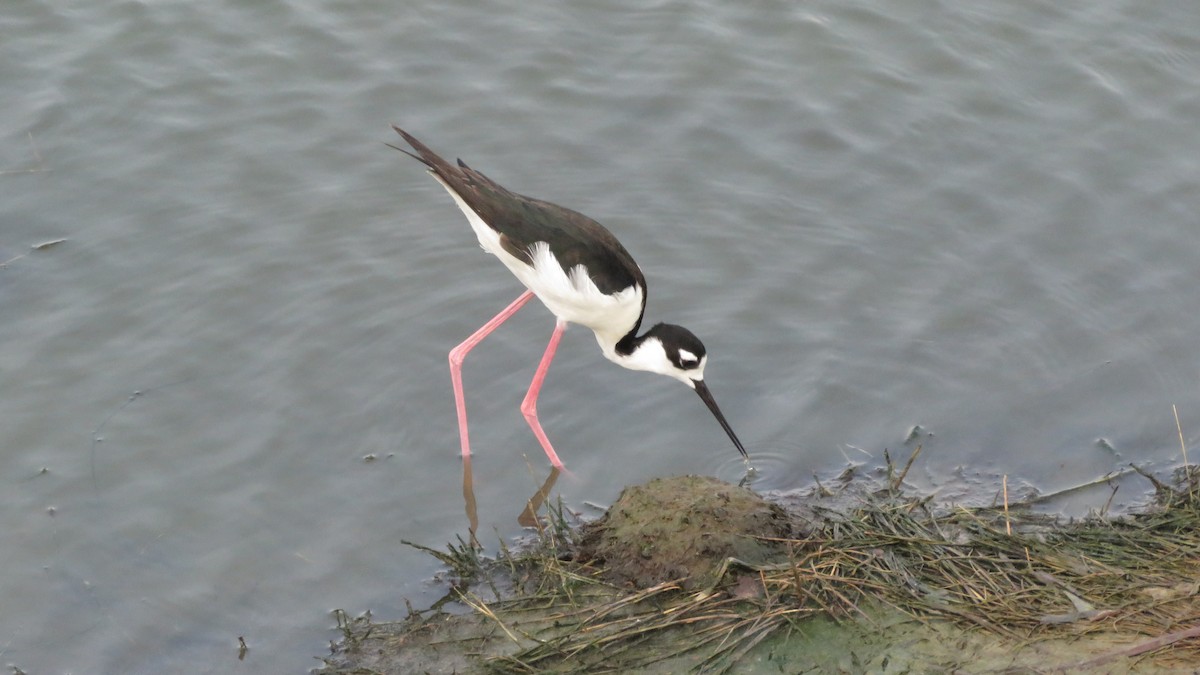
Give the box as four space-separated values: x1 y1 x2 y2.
693 380 749 459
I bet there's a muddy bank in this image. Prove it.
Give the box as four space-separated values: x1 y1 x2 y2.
316 465 1200 674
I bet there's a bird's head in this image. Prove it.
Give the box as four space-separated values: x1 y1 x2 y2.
620 323 748 459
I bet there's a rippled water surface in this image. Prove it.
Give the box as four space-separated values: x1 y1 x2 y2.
3 0 1200 671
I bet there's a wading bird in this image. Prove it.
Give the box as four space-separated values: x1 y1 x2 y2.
390 127 747 469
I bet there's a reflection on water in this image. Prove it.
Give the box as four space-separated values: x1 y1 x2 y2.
516 466 561 529
462 454 560 540
462 454 480 547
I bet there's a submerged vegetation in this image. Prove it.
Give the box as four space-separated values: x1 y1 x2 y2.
318 459 1200 674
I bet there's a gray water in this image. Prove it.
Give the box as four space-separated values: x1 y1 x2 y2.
3 0 1199 672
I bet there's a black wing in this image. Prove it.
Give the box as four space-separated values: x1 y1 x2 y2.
390 126 646 300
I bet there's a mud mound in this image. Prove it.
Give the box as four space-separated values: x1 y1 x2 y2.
576 475 792 589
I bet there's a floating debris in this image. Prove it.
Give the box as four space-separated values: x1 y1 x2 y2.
32 238 67 250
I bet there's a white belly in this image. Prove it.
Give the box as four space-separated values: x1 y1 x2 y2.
509 241 643 333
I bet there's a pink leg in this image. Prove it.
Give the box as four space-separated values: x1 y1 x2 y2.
450 290 535 460
521 320 567 469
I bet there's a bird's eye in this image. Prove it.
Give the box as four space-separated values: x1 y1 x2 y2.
678 349 699 368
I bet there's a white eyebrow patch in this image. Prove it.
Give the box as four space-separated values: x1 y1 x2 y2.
678 349 698 364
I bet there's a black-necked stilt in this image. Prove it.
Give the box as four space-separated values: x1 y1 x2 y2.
390 126 748 469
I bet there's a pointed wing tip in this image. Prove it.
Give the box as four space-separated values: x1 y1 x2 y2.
388 126 436 167
387 126 474 181
389 125 423 151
